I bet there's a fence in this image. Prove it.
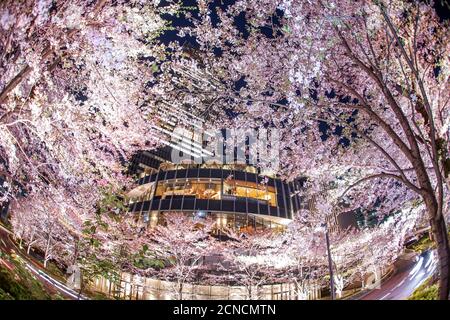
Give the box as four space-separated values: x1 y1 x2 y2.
90 272 322 300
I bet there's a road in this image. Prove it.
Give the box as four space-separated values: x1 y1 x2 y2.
0 224 87 300
357 250 437 300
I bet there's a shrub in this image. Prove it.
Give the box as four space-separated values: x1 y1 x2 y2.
407 234 435 253
0 261 52 300
408 277 438 300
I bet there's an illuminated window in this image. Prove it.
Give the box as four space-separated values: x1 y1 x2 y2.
151 175 276 206
223 179 277 206
191 180 221 199
154 179 222 200
154 183 165 197
143 183 155 201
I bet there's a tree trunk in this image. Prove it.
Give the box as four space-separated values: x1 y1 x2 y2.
178 282 183 300
426 196 450 300
0 0 108 106
72 239 79 265
78 281 83 300
44 235 52 268
0 65 31 105
27 232 35 255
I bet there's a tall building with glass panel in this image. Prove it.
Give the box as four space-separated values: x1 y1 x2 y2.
126 162 304 231
126 99 306 230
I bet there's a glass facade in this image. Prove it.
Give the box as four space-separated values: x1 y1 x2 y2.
155 179 222 200
223 179 277 206
128 164 303 229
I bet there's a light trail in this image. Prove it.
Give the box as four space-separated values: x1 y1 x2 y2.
1 224 88 300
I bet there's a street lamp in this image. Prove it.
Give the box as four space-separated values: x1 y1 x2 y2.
322 222 336 300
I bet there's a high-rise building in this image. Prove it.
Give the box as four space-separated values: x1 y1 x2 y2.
126 162 304 230
126 101 305 230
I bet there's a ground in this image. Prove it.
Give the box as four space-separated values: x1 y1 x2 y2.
0 250 63 300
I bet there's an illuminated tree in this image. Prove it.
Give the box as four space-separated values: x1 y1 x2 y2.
142 212 215 300
162 0 450 299
9 188 77 267
209 228 288 300
0 0 172 250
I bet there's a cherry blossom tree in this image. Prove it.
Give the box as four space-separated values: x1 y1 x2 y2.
159 0 450 299
282 213 331 299
9 202 38 252
2 0 448 300
208 228 289 300
0 1 195 284
0 0 179 250
83 209 420 300
285 170 422 298
141 212 216 300
9 187 78 267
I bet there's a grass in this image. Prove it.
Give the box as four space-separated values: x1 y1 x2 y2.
46 260 66 280
408 234 435 253
408 277 438 300
0 255 52 300
0 248 65 300
407 229 450 253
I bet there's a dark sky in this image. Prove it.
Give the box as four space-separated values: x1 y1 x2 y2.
434 0 450 20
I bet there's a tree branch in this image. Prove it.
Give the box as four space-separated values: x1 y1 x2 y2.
341 172 411 198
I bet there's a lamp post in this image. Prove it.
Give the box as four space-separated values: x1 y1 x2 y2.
323 222 335 300
299 181 337 300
